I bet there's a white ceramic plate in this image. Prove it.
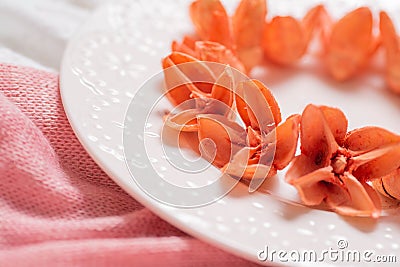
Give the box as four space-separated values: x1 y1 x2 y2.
60 0 400 265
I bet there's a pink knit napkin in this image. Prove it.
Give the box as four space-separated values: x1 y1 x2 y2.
0 63 259 266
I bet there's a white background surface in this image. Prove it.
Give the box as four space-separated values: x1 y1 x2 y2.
0 0 104 72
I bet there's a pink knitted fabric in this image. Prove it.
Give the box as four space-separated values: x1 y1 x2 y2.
0 63 260 266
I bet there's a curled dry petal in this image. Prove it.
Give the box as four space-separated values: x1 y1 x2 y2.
302 5 325 46
372 169 400 200
274 114 301 170
164 109 199 132
172 40 246 74
379 11 400 94
328 174 381 218
236 79 281 130
162 52 216 105
197 114 246 167
171 36 197 56
262 6 323 65
288 165 380 217
232 0 267 71
300 104 338 168
344 126 400 153
319 106 348 146
287 166 339 206
236 164 276 181
162 52 199 105
263 16 305 65
164 66 235 132
325 7 375 81
209 65 235 111
247 126 261 147
351 143 400 180
165 98 233 132
189 0 233 49
194 41 246 74
243 84 275 132
380 12 398 55
318 5 333 49
286 154 321 184
222 146 275 180
163 52 216 85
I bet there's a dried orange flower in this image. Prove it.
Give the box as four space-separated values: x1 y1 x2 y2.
322 7 378 81
162 53 300 184
172 39 246 74
198 80 300 180
262 5 324 65
162 52 235 131
189 0 233 49
379 11 400 93
189 0 268 72
232 0 267 71
286 104 400 217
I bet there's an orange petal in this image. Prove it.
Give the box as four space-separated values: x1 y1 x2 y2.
235 82 251 127
379 11 400 94
380 12 398 54
241 164 275 180
274 114 301 170
300 104 338 168
344 126 400 153
171 36 197 56
235 79 281 130
165 96 234 132
168 52 216 93
318 5 333 50
252 80 282 126
163 51 199 68
286 154 320 184
351 143 400 180
222 146 274 180
302 5 325 45
210 65 235 112
162 52 216 105
328 174 381 218
247 126 261 147
194 41 246 74
233 0 267 50
172 37 245 78
321 179 350 210
197 114 246 167
326 7 374 81
372 169 400 200
287 166 338 206
232 0 267 71
189 0 233 49
287 162 357 210
263 16 306 65
162 55 195 105
242 83 275 132
164 109 199 132
319 105 348 146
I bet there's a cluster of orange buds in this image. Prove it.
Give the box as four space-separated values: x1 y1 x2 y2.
174 0 400 93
